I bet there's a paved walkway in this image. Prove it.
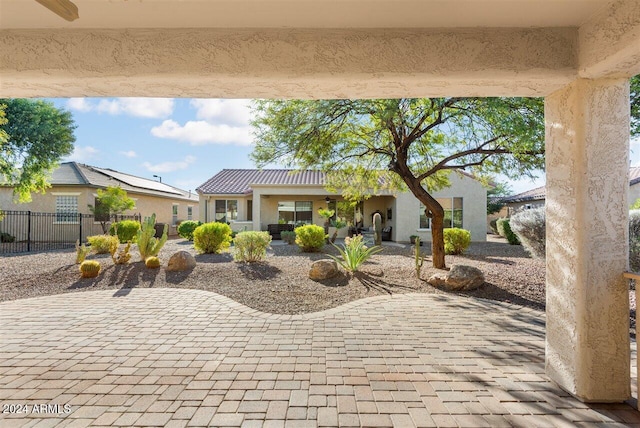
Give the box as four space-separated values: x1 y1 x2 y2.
0 289 638 427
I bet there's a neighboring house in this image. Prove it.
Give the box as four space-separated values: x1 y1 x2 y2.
0 162 199 238
499 166 640 217
196 169 487 242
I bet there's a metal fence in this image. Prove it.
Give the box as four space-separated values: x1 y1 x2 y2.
0 211 141 254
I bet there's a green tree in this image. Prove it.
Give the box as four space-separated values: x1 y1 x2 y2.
487 182 513 215
88 186 136 233
0 99 76 202
251 98 544 268
631 74 639 138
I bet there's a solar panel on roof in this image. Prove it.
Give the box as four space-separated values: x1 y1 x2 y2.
93 167 183 195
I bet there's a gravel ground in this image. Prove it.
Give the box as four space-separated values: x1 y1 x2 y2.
0 235 634 326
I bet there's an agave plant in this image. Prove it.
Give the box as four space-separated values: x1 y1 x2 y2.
328 235 382 272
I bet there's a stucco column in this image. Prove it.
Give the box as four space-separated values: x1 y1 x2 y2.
252 192 261 232
545 78 630 402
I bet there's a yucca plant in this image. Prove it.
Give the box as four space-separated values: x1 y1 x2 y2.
328 234 382 272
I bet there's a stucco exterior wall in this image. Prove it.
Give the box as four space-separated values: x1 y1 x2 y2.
394 173 487 243
629 183 640 206
0 186 198 237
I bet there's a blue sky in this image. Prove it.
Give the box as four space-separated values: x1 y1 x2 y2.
52 97 640 196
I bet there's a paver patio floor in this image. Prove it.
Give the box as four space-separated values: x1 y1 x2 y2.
0 288 638 427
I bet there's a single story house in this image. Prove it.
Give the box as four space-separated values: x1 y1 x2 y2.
0 162 199 241
196 169 487 242
499 166 640 217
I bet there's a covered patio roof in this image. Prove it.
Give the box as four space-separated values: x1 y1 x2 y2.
1 0 640 406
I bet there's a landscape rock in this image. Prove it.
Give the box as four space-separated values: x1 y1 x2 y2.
427 273 447 287
166 251 196 272
309 259 339 280
428 265 485 291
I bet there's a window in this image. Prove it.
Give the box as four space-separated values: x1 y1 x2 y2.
56 196 78 223
187 206 193 220
247 200 253 222
278 201 313 225
215 199 237 223
419 197 463 229
172 204 179 225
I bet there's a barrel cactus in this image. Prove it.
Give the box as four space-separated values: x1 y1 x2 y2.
79 260 101 278
145 256 161 269
373 212 382 246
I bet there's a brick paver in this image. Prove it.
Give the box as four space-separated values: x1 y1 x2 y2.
0 288 637 427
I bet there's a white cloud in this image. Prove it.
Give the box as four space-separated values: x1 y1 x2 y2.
142 156 196 173
95 98 174 118
119 150 137 158
64 98 174 118
150 119 253 146
65 146 99 162
66 98 93 112
190 99 252 126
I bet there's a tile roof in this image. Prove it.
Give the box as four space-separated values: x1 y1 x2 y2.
197 169 327 194
502 166 640 203
47 162 198 202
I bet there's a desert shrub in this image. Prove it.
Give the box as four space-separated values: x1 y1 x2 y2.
193 222 232 254
443 228 471 255
233 231 272 262
630 210 640 272
294 224 327 252
0 232 15 243
177 220 202 241
137 214 168 260
75 239 90 264
109 220 140 243
79 260 101 278
112 242 132 264
510 208 545 259
87 234 119 254
496 218 520 245
489 219 498 234
328 234 382 272
281 230 296 244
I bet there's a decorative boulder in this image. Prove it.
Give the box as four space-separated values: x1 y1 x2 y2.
427 264 484 291
309 259 339 280
166 251 196 272
445 265 485 291
427 272 447 287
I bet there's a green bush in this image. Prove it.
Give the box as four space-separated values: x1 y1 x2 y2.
630 210 640 272
294 224 327 252
510 208 545 259
443 228 471 255
109 220 140 242
193 222 232 254
233 231 272 262
496 218 520 245
0 232 15 243
328 234 382 272
177 220 202 241
87 234 119 254
281 231 296 244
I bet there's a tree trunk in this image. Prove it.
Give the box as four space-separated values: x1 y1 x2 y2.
395 167 446 269
430 211 446 269
392 150 446 269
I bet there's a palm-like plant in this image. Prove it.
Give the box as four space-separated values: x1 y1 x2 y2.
328 235 382 272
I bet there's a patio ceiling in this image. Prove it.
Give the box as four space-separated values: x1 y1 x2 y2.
0 0 609 29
